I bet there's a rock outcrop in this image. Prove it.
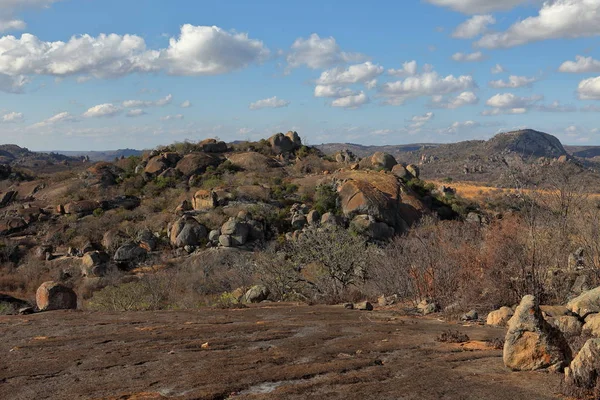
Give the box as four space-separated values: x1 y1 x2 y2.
503 295 571 371
36 282 77 311
567 286 600 318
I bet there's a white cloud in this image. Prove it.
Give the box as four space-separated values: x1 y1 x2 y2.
163 25 269 76
31 111 76 127
535 101 576 112
365 79 377 90
286 33 364 70
581 104 600 112
122 94 172 108
559 55 600 73
331 92 369 109
488 75 537 88
0 73 28 93
440 120 481 135
181 100 191 108
249 96 290 110
452 51 486 62
160 114 184 121
0 19 25 32
0 25 269 92
491 64 506 74
1 111 23 123
388 60 418 77
126 109 146 118
409 112 434 130
314 85 357 98
379 68 476 105
452 15 495 39
482 93 542 115
83 103 121 118
425 0 534 14
431 91 478 109
578 76 600 100
476 0 600 49
370 129 393 136
316 61 384 85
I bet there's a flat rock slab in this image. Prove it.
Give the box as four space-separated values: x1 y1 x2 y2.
0 305 562 400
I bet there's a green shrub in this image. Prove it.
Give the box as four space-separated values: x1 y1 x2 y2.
313 184 339 215
92 208 105 218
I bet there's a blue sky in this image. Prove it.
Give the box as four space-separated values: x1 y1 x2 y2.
1 0 600 150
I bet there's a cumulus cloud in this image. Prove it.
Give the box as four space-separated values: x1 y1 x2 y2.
452 51 486 62
83 103 121 118
476 0 600 49
122 94 172 108
1 111 23 123
559 55 600 73
488 75 537 88
0 25 270 92
452 15 495 38
0 73 28 93
578 76 600 100
409 112 434 130
491 64 506 74
388 60 418 77
160 114 184 121
0 0 62 33
425 0 534 14
482 93 542 115
378 67 476 105
249 96 290 110
286 34 364 70
440 120 481 135
126 109 146 118
316 61 384 85
0 19 26 32
430 91 478 109
181 100 191 108
535 101 576 112
31 111 76 127
581 104 600 112
314 85 356 98
331 92 369 109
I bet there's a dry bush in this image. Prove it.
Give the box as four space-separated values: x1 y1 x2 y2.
436 330 470 343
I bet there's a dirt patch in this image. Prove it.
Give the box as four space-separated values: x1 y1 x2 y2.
0 304 562 399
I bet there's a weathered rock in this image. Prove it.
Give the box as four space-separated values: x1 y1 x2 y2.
486 306 514 326
378 295 397 307
64 200 100 216
0 294 30 313
244 285 270 303
350 214 394 240
551 316 582 338
503 295 570 371
219 234 232 247
82 251 109 268
356 301 374 311
113 243 147 265
102 229 129 252
461 310 479 321
391 164 412 180
36 282 77 311
137 229 157 252
199 138 227 153
320 212 340 226
572 275 590 295
0 217 27 235
209 229 221 242
175 153 221 176
338 180 397 227
307 210 321 226
227 152 279 171
221 218 249 246
176 200 193 214
34 245 54 261
291 214 307 230
567 286 600 318
170 216 208 248
144 156 169 175
343 302 354 310
583 314 600 337
285 131 302 148
406 164 420 179
370 152 397 171
565 338 600 389
192 189 218 210
269 133 299 153
0 190 16 207
417 299 439 315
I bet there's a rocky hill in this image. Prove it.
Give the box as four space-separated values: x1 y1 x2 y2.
0 144 83 176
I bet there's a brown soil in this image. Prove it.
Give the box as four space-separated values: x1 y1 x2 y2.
1 304 563 400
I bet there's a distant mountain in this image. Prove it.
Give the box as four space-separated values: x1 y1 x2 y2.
55 149 143 162
0 144 79 173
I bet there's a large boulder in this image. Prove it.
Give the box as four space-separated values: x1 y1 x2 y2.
391 164 412 180
350 214 394 240
269 132 301 154
227 152 279 171
370 152 397 171
144 153 180 175
113 243 147 265
486 306 514 327
175 153 221 176
565 338 600 389
192 190 218 210
36 282 77 311
221 218 250 246
338 179 400 229
503 295 571 371
582 314 600 337
406 164 420 179
64 200 100 216
567 286 600 318
244 285 270 303
552 316 583 338
199 138 227 153
169 216 208 248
